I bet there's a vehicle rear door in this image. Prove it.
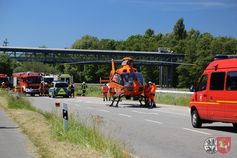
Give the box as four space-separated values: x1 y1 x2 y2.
224 71 237 122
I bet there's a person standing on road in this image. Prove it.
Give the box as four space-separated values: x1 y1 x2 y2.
102 84 109 101
70 84 75 98
144 81 151 106
109 86 115 101
39 81 45 96
149 82 157 108
81 82 87 96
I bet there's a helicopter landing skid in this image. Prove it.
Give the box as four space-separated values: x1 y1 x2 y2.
139 95 147 107
109 94 124 107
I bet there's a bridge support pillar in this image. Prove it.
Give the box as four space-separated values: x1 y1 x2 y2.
159 66 172 88
159 66 163 88
167 65 174 88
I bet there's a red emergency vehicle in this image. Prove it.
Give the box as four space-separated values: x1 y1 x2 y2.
190 55 237 128
12 72 42 96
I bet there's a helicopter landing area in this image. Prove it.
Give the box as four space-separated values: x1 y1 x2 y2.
27 96 237 158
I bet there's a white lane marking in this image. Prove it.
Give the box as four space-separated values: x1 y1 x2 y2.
145 119 163 124
162 108 188 112
183 128 211 135
71 99 105 105
153 109 188 117
99 109 110 113
87 107 95 110
119 114 132 118
132 110 159 115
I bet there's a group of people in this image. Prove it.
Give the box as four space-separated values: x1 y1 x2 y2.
144 81 157 108
101 84 115 101
39 81 49 96
69 82 87 97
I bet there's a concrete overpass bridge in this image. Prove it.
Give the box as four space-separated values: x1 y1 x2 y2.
0 46 187 87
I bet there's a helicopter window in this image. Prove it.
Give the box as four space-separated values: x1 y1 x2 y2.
122 73 135 86
112 73 123 85
135 72 144 85
122 60 128 66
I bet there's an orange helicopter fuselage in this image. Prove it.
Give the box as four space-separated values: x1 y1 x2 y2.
108 58 144 97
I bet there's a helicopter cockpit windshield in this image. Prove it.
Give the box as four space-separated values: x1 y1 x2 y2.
135 72 144 85
111 72 144 86
122 73 134 86
112 73 123 85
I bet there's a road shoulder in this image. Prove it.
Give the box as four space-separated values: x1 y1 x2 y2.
0 106 37 158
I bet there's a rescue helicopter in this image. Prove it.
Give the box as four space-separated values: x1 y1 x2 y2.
107 57 146 107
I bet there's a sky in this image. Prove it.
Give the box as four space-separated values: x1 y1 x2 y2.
0 0 237 48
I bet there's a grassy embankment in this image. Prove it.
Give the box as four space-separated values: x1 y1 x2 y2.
155 93 191 106
75 84 101 97
77 84 191 106
0 90 130 158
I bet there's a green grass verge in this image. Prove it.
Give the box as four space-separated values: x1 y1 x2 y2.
1 90 129 158
75 84 102 97
7 94 37 111
44 113 128 158
0 89 7 96
0 90 37 111
155 93 191 106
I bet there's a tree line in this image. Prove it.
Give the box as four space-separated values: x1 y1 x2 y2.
1 18 237 87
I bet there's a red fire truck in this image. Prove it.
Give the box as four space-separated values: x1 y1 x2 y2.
12 72 42 96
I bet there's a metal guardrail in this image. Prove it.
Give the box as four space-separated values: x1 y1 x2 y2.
74 83 194 94
156 89 194 95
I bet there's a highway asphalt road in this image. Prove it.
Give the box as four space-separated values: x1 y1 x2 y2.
28 96 237 158
0 108 34 158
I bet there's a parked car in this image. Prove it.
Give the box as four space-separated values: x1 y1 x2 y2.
49 81 70 98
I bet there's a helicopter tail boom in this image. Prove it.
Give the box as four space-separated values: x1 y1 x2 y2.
110 59 116 81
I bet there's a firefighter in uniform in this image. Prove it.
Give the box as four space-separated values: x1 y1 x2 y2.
39 81 45 96
102 84 109 101
44 83 50 96
81 82 87 96
149 82 157 108
70 84 75 98
144 81 151 107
